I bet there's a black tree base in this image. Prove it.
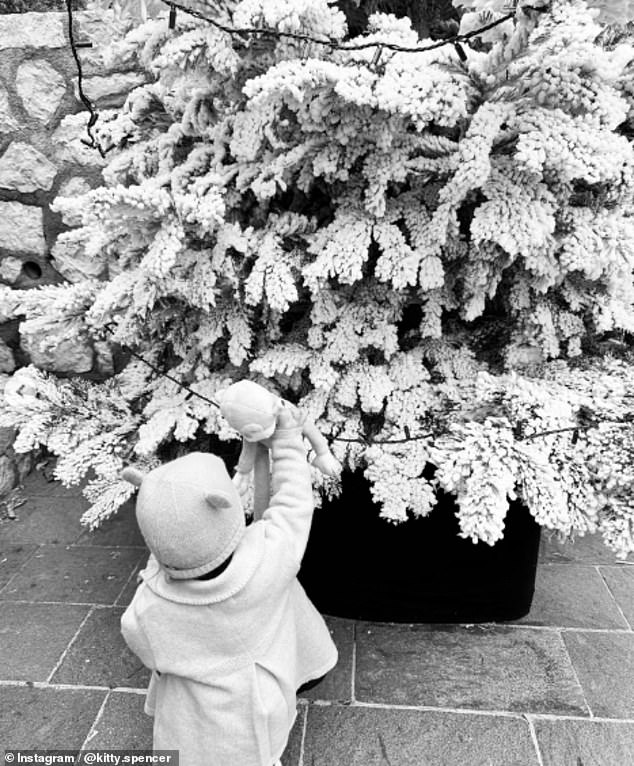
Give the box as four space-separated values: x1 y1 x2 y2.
299 471 541 624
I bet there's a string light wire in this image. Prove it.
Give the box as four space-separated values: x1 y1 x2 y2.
65 0 107 157
66 0 518 153
101 324 634 447
157 0 515 54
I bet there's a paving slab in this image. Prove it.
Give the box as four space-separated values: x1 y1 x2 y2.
0 543 37 589
518 564 628 629
540 533 632 565
533 717 634 766
114 560 144 607
302 705 539 766
1 495 87 545
355 623 588 715
21 471 86 499
599 566 634 628
0 602 90 681
563 631 634 718
51 606 150 689
283 705 305 766
83 691 153 749
76 498 145 547
83 691 305 764
299 617 354 703
0 685 105 751
0 545 145 604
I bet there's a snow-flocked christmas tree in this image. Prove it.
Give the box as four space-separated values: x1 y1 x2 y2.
2 0 634 557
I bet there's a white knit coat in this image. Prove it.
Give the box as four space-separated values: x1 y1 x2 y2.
120 429 338 766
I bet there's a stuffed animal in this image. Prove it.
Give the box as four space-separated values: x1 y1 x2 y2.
216 380 341 517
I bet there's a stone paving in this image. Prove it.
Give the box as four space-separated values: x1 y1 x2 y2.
1 472 634 765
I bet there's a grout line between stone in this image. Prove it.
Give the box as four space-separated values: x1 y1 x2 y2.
69 544 147 550
33 543 146 551
1 599 124 608
526 712 634 724
317 699 634 724
80 690 111 751
113 558 143 607
466 623 634 634
3 677 634 725
297 702 308 766
523 714 545 766
596 565 633 631
540 560 634 568
46 605 95 684
350 622 356 703
0 544 42 597
558 628 594 719
0 679 147 694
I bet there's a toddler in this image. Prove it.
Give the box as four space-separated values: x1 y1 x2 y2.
120 404 338 766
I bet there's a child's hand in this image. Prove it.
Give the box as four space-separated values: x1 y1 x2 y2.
275 401 306 432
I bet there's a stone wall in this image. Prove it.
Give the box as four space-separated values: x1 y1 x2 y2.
0 12 143 496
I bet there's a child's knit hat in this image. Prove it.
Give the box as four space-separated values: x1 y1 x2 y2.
122 452 245 579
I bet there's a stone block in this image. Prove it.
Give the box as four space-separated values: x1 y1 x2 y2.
0 256 23 285
299 617 354 702
0 425 15 453
0 686 105 752
76 496 145 548
303 706 539 766
0 544 145 605
51 606 151 688
75 72 146 107
0 454 17 496
56 175 92 225
52 113 106 167
0 87 22 133
83 691 152 750
0 202 46 255
1 493 87 545
16 59 67 125
75 45 108 77
13 452 33 483
283 706 305 766
0 12 66 50
534 717 634 766
51 231 107 282
0 543 37 589
0 339 15 373
0 142 58 193
355 623 589 716
564 631 634 718
600 566 634 628
540 531 629 564
22 331 94 374
518 563 628 629
114 562 143 608
21 469 86 499
0 602 90 681
83 689 304 762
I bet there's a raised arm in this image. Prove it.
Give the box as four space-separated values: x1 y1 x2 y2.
261 404 314 565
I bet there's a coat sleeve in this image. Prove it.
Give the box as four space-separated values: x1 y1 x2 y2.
260 426 314 566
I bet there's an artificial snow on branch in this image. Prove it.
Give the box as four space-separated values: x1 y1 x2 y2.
3 0 634 558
